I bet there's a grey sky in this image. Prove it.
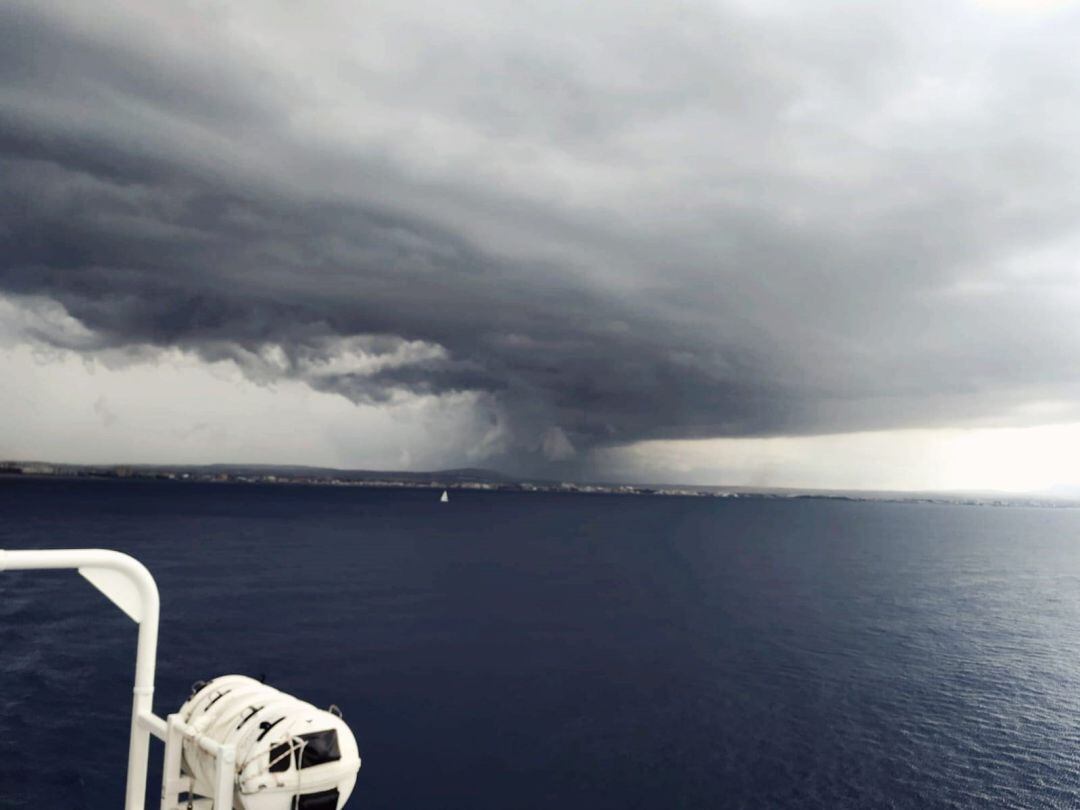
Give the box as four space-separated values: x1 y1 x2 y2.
3 0 1080 481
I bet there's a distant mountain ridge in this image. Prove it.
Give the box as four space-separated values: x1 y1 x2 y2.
0 459 516 484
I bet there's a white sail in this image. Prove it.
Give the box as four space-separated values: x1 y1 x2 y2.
440 490 449 503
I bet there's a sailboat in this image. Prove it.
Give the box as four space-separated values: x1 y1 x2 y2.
440 489 449 503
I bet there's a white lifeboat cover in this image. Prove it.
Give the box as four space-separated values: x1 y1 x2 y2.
178 675 361 810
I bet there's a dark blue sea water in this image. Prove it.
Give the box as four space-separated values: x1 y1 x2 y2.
3 478 1080 808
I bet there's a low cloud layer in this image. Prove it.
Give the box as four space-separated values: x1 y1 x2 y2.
5 0 1080 474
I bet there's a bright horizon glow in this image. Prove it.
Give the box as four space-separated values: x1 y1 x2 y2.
974 0 1077 12
601 425 1080 494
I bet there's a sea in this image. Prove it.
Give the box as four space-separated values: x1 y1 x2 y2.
3 476 1080 809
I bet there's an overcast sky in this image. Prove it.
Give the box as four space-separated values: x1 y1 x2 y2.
4 0 1080 490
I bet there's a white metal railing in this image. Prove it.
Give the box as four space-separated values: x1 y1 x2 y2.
0 548 236 810
157 712 236 810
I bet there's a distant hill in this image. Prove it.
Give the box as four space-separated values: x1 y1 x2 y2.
184 464 516 483
178 464 514 483
0 459 515 484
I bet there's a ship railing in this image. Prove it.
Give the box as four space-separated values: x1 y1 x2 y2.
0 548 234 810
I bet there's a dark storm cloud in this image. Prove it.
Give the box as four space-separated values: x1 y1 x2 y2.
5 0 1080 471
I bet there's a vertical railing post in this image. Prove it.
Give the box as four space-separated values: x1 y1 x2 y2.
160 715 184 810
125 587 159 810
215 743 236 809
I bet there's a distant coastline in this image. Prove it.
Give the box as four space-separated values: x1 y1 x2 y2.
1 459 1076 510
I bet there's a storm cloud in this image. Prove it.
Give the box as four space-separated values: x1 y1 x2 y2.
4 0 1080 473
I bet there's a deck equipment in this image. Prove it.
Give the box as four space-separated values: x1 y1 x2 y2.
0 548 362 810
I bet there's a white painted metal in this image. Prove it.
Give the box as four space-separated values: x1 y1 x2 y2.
0 548 160 810
140 710 169 742
1 548 358 810
80 565 145 622
215 742 237 810
157 712 238 810
160 715 184 810
178 675 360 810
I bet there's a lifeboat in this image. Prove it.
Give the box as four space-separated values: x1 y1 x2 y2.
178 675 361 810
